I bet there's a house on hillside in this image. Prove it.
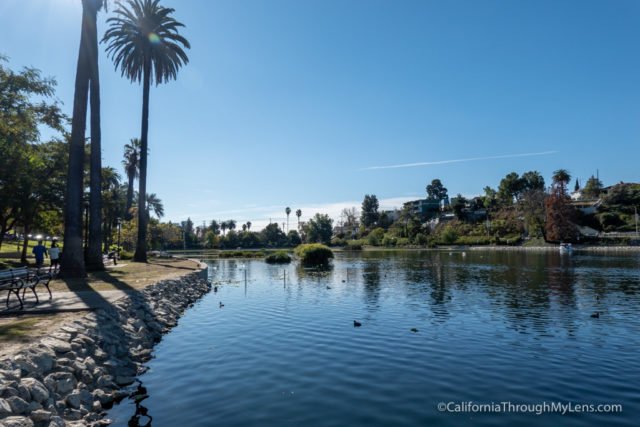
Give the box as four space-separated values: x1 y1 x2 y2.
403 199 441 218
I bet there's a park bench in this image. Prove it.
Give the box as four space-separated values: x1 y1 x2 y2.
0 267 53 310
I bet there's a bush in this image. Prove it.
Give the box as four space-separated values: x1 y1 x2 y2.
414 233 429 246
331 237 347 247
345 241 363 250
294 243 334 266
218 250 264 258
396 237 410 246
119 250 134 260
440 227 458 244
381 235 397 247
265 251 292 264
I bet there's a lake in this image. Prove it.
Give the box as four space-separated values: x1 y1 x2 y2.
107 250 640 426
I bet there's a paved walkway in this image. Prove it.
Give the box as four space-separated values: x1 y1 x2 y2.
0 290 130 316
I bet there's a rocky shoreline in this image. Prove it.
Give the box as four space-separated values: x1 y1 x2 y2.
0 269 210 427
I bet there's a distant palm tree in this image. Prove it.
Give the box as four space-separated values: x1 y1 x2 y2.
62 0 107 277
122 138 141 220
146 193 164 219
552 169 571 193
296 209 302 230
285 207 291 232
227 220 236 232
221 222 228 236
103 0 190 262
246 221 251 231
242 224 247 232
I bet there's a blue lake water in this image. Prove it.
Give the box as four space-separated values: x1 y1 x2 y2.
107 250 640 426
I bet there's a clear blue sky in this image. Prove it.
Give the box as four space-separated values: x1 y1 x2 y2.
1 0 638 229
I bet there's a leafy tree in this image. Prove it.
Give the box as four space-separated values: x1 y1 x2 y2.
582 175 603 199
482 186 498 211
521 171 545 192
545 173 578 242
497 172 523 205
0 57 64 250
426 179 448 201
103 0 190 262
242 224 247 232
305 213 334 244
287 230 302 246
181 217 195 248
367 227 385 246
122 138 141 219
208 220 220 235
452 194 467 220
521 189 546 238
261 223 287 247
361 194 379 227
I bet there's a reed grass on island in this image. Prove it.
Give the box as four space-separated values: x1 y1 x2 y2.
265 251 292 264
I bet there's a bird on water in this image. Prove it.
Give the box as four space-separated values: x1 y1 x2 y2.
353 320 362 327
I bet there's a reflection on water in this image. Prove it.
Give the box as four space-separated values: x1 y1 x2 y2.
108 250 640 427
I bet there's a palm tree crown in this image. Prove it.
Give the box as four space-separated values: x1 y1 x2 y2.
103 0 190 86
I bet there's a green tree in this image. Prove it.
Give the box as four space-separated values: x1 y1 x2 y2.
305 213 334 244
103 0 191 262
295 209 302 230
452 194 467 220
361 194 379 228
146 193 164 219
287 230 302 246
582 175 603 199
0 57 64 249
521 171 545 192
261 223 286 247
497 172 523 205
122 138 141 219
426 179 448 201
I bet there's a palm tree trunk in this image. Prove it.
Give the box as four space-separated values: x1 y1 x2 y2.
61 3 92 278
125 173 134 220
86 1 104 271
134 60 151 262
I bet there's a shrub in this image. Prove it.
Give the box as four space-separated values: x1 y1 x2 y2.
440 227 458 244
396 237 410 246
331 237 347 247
381 235 397 247
294 243 334 266
414 233 429 246
345 241 363 250
265 251 292 264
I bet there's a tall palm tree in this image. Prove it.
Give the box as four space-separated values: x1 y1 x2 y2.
103 0 190 262
246 221 251 231
221 222 227 236
552 169 571 194
122 138 141 220
285 207 291 233
296 209 302 230
62 0 106 277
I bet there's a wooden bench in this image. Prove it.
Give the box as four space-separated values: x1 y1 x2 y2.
0 267 53 310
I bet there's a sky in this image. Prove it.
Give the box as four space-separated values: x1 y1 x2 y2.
1 0 638 230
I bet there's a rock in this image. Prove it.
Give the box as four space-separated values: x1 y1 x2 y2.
29 409 51 423
95 376 116 390
0 398 12 416
48 416 66 427
64 408 82 421
0 416 34 427
0 370 22 382
43 372 77 395
114 376 135 386
20 379 49 403
16 384 30 402
92 389 113 406
41 338 72 354
1 386 19 399
6 396 30 414
25 401 42 413
66 392 81 409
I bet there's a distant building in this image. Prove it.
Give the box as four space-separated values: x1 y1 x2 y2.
403 199 441 218
381 209 400 222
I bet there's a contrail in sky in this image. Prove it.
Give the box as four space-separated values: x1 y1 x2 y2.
362 150 558 171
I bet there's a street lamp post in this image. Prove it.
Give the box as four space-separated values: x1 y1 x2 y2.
117 218 122 260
